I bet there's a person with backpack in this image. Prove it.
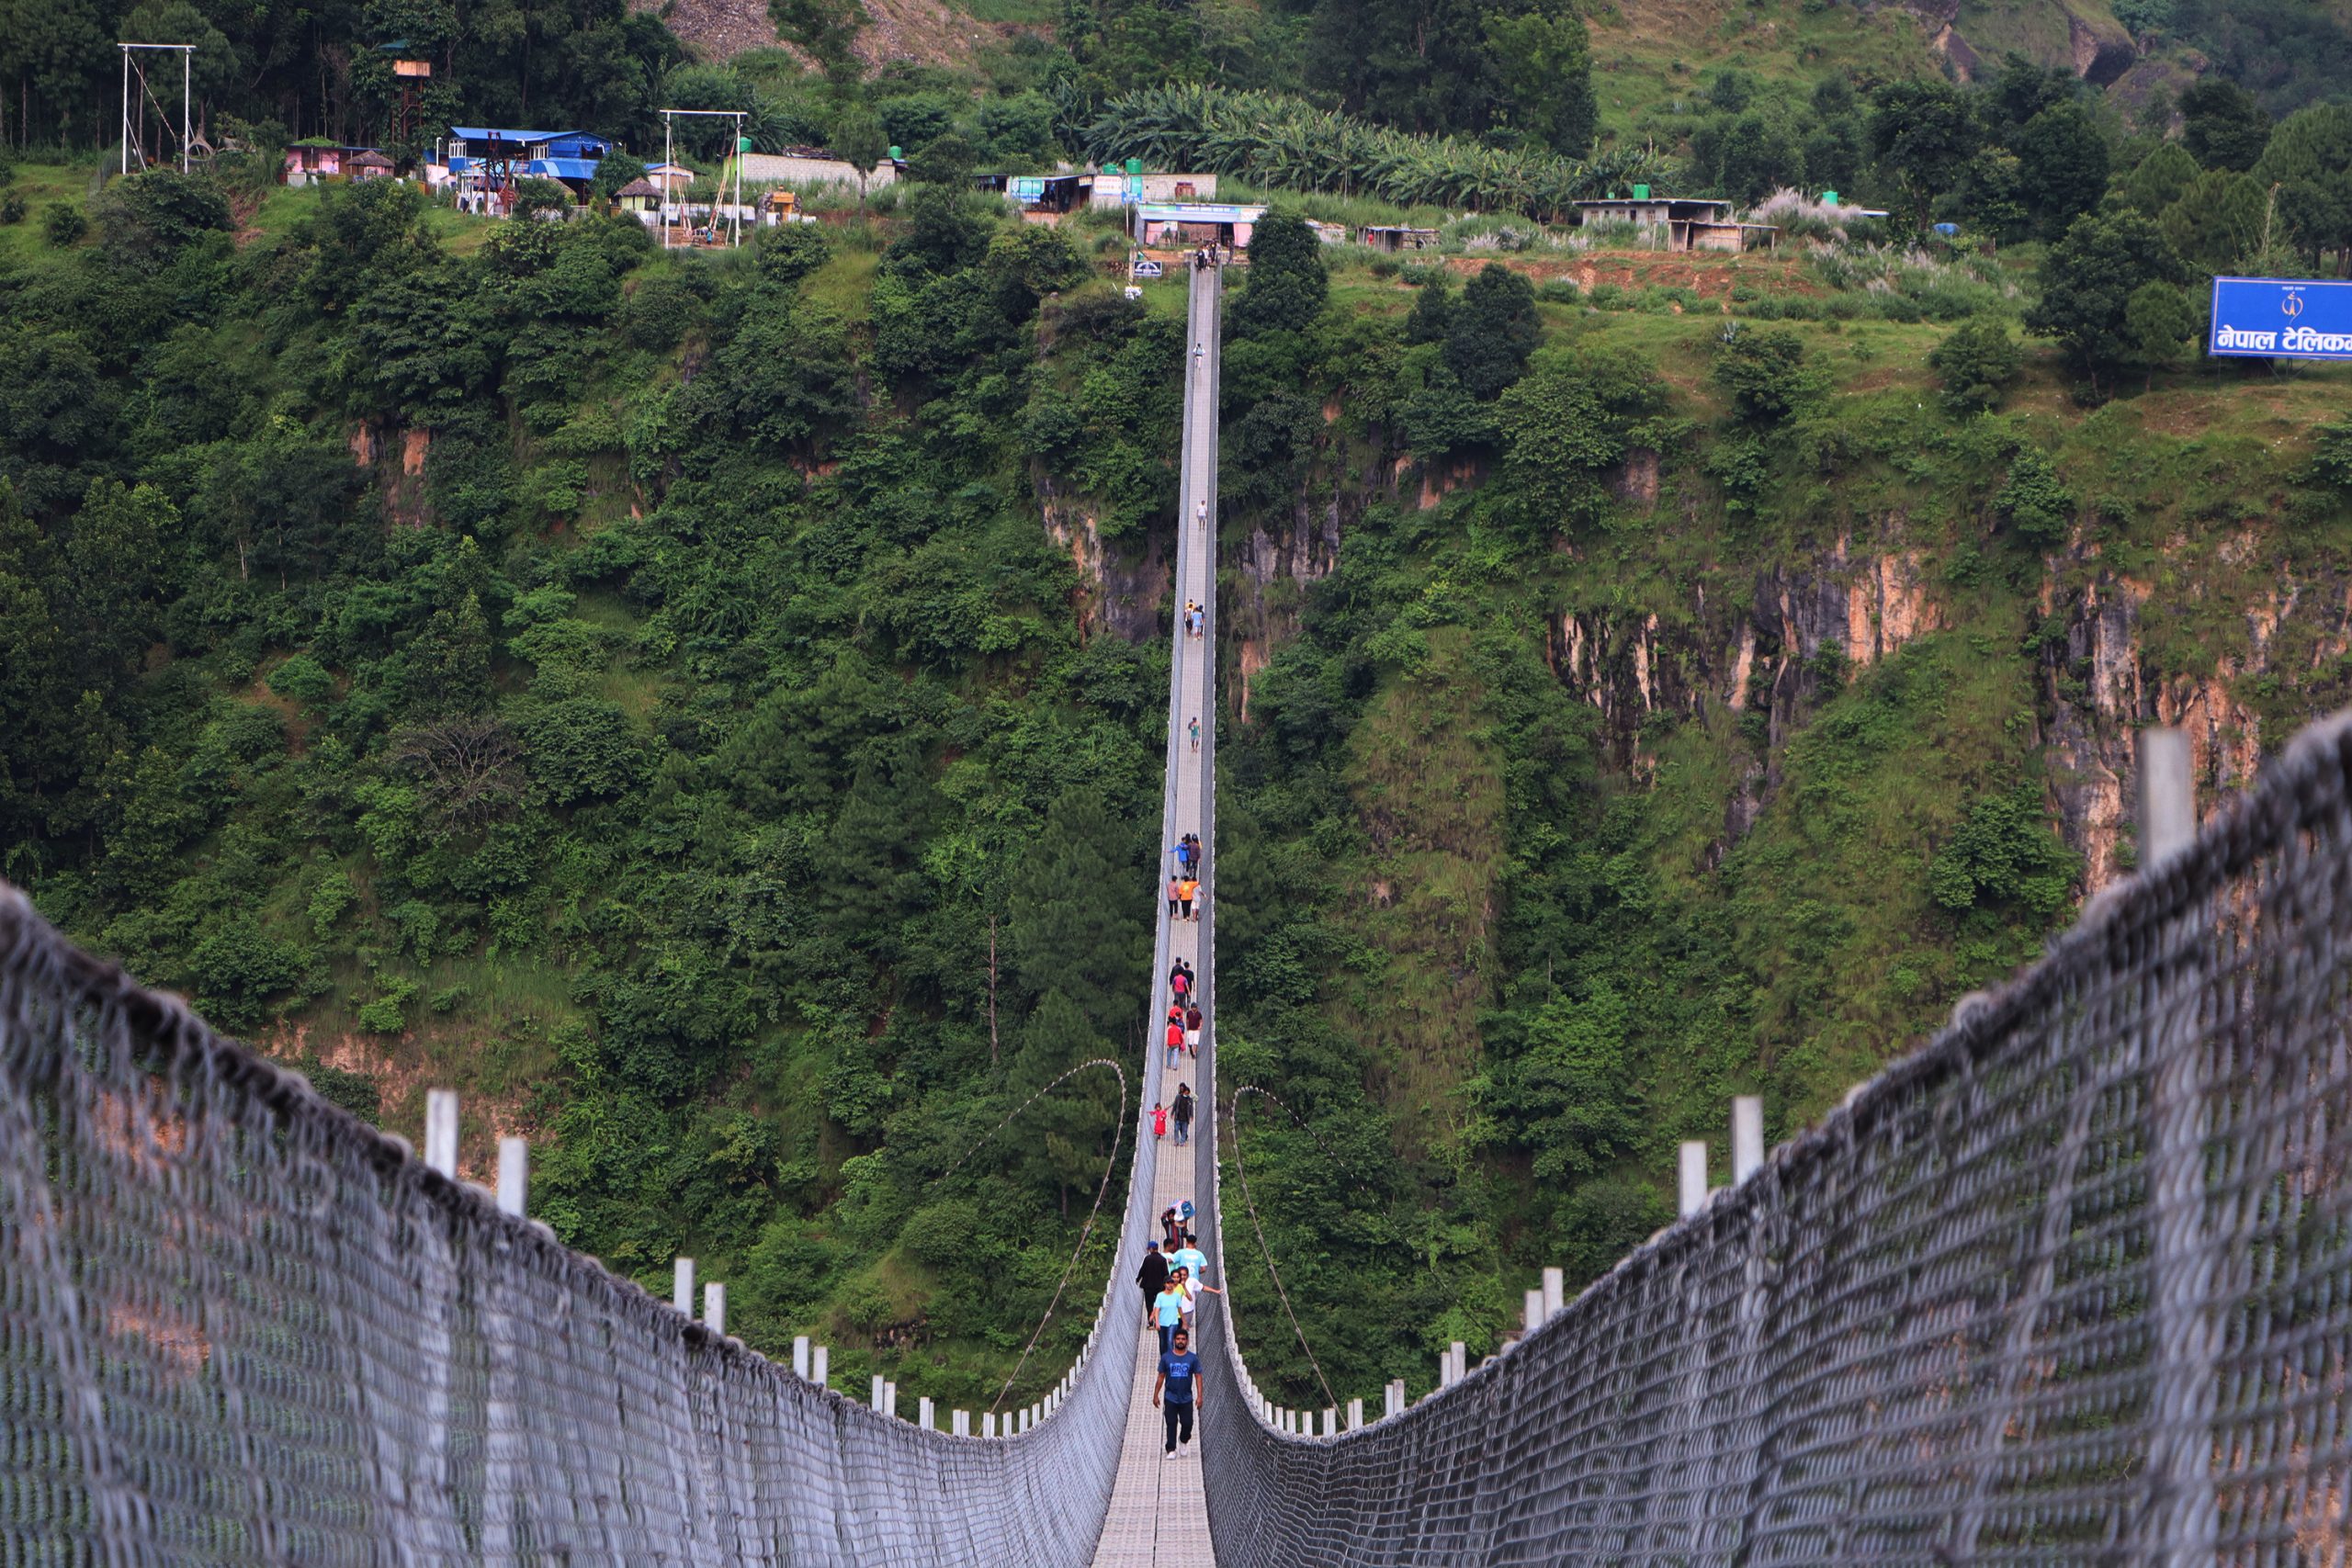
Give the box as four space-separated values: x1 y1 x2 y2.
1152 1100 1168 1142
1172 1083 1193 1146
1136 1238 1171 1331
1155 1324 1203 1460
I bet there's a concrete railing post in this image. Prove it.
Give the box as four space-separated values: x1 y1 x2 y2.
495 1136 527 1217
983 1412 997 1438
1346 1397 1363 1430
1542 1266 1564 1319
1679 1140 1709 1218
2140 724 2214 1566
793 1336 809 1380
1322 1407 1335 1437
1523 1288 1544 1334
811 1345 829 1388
1732 1096 1764 1184
2140 727 2195 871
424 1089 458 1178
703 1282 726 1338
918 1396 933 1430
953 1409 969 1437
673 1258 695 1315
872 1375 886 1413
885 1382 898 1419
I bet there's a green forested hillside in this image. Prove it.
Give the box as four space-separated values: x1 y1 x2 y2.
1 167 1182 1410
6 44 2352 1416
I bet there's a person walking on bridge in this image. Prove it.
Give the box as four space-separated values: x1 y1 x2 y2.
1166 872 1182 923
1189 716 1201 752
1156 1325 1202 1460
1172 1083 1193 1145
1184 1003 1203 1056
1153 1273 1190 1356
1165 1016 1186 1071
1176 874 1198 922
1137 1237 1171 1331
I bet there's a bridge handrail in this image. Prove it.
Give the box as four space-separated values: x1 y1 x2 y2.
1195 708 2352 1563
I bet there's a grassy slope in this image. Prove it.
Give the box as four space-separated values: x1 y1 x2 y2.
1555 0 1936 145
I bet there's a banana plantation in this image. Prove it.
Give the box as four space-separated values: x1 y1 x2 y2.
1071 85 1668 219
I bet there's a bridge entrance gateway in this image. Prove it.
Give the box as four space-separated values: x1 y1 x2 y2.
16 254 2352 1566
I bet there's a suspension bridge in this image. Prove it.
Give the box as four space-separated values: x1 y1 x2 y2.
8 258 2352 1563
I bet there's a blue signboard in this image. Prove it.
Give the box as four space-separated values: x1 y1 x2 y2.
2210 276 2352 359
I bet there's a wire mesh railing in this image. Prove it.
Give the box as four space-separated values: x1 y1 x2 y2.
1196 709 2352 1565
0 878 1155 1565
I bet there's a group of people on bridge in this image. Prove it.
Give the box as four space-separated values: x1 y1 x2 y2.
1138 1208 1218 1459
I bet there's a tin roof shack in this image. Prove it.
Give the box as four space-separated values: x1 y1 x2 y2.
1572 196 1735 249
346 150 395 180
1362 224 1440 253
1090 170 1218 209
1684 219 1780 254
1133 200 1268 251
999 173 1091 213
729 148 899 195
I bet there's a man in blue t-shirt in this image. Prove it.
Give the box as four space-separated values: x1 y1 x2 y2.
1154 1325 1202 1458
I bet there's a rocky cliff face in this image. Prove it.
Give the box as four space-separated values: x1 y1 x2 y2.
1191 439 2348 900
1039 489 1170 646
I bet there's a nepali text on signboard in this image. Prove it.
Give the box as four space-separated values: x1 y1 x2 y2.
2209 276 2352 360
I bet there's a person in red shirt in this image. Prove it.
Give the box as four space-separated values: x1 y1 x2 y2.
1152 1101 1169 1141
1165 1019 1185 1071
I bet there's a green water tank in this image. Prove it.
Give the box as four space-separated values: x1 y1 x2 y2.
1822 189 1839 207
1125 157 1142 175
738 135 752 152
1632 183 1650 199
889 145 901 161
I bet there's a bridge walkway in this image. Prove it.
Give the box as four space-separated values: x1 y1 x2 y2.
1090 260 1222 1568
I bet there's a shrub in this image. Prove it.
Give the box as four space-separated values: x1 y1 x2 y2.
0 192 24 225
2309 417 2352 492
510 177 573 221
91 170 232 266
267 652 334 705
1712 325 1817 425
43 202 86 247
1928 316 2022 414
1995 447 2075 546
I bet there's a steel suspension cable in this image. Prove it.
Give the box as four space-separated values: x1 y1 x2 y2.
930 1056 1131 1415
1222 1083 1374 1414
